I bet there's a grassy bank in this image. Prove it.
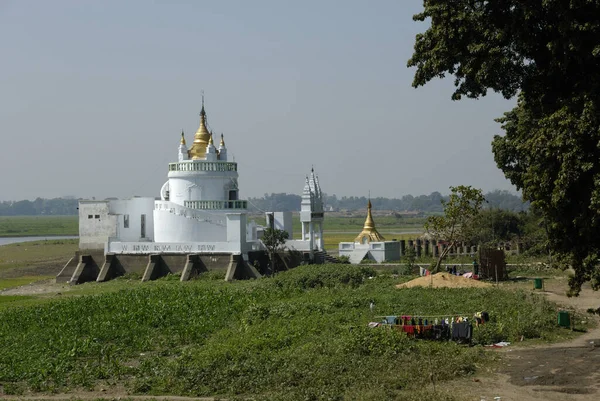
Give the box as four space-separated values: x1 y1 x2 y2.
0 265 567 400
0 216 78 237
0 239 78 285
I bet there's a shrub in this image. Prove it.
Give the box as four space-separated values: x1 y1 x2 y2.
270 264 376 290
337 255 351 264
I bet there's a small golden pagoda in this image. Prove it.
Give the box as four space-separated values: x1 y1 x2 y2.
188 102 211 160
354 199 385 244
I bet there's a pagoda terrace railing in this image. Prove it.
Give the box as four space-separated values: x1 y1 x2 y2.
168 161 238 172
184 200 248 210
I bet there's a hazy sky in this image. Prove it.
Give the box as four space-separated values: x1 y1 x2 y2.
0 0 518 202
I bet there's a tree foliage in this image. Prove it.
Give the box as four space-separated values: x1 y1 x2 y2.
470 207 551 257
261 228 289 275
0 198 78 216
425 185 485 272
472 208 524 245
409 0 600 295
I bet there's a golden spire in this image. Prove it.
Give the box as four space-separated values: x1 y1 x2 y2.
219 133 225 147
354 198 385 243
209 132 214 145
188 95 211 159
180 130 186 145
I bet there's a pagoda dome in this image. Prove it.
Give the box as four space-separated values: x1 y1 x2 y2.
355 199 385 244
188 105 211 160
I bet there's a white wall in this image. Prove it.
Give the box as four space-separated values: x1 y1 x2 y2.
338 241 400 263
285 239 311 251
153 201 228 243
109 197 155 242
226 213 247 253
246 220 258 241
168 169 238 206
107 241 242 254
79 201 118 250
265 212 293 239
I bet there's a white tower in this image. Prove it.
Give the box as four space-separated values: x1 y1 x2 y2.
165 103 240 207
205 133 218 162
153 100 245 243
300 168 324 257
218 133 228 162
178 131 188 162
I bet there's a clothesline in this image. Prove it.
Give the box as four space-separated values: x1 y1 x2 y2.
374 313 479 319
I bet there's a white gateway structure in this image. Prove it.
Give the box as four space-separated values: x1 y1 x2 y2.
63 102 324 284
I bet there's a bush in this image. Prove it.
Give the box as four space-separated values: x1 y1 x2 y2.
337 255 351 264
270 264 376 290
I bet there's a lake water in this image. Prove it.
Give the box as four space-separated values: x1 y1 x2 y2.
0 236 78 246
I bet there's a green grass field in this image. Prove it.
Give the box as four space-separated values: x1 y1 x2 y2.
0 216 78 237
0 276 54 291
0 214 421 239
0 239 78 273
0 238 588 400
0 262 572 400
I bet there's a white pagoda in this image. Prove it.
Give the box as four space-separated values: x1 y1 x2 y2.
67 99 327 283
70 100 261 283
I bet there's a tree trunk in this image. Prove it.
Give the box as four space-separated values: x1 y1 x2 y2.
433 241 455 273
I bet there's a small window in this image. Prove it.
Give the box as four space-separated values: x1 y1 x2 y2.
95 215 100 219
124 214 129 228
88 215 93 219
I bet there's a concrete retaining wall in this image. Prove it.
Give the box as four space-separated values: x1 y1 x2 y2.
59 251 261 284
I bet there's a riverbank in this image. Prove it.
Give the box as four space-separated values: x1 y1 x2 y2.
0 239 78 284
0 236 78 246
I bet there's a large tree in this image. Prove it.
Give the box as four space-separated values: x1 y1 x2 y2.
426 185 485 272
409 0 600 295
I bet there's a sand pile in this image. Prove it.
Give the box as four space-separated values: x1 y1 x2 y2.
396 272 492 289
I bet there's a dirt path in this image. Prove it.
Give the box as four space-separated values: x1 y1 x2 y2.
0 279 69 296
460 278 600 401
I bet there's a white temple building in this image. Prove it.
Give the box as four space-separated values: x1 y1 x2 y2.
338 200 400 263
69 100 325 283
79 101 251 256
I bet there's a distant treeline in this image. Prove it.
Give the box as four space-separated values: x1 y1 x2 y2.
0 190 528 216
248 190 529 213
0 198 79 216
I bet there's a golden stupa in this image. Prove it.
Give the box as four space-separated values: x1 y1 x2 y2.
188 102 211 160
355 199 385 244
